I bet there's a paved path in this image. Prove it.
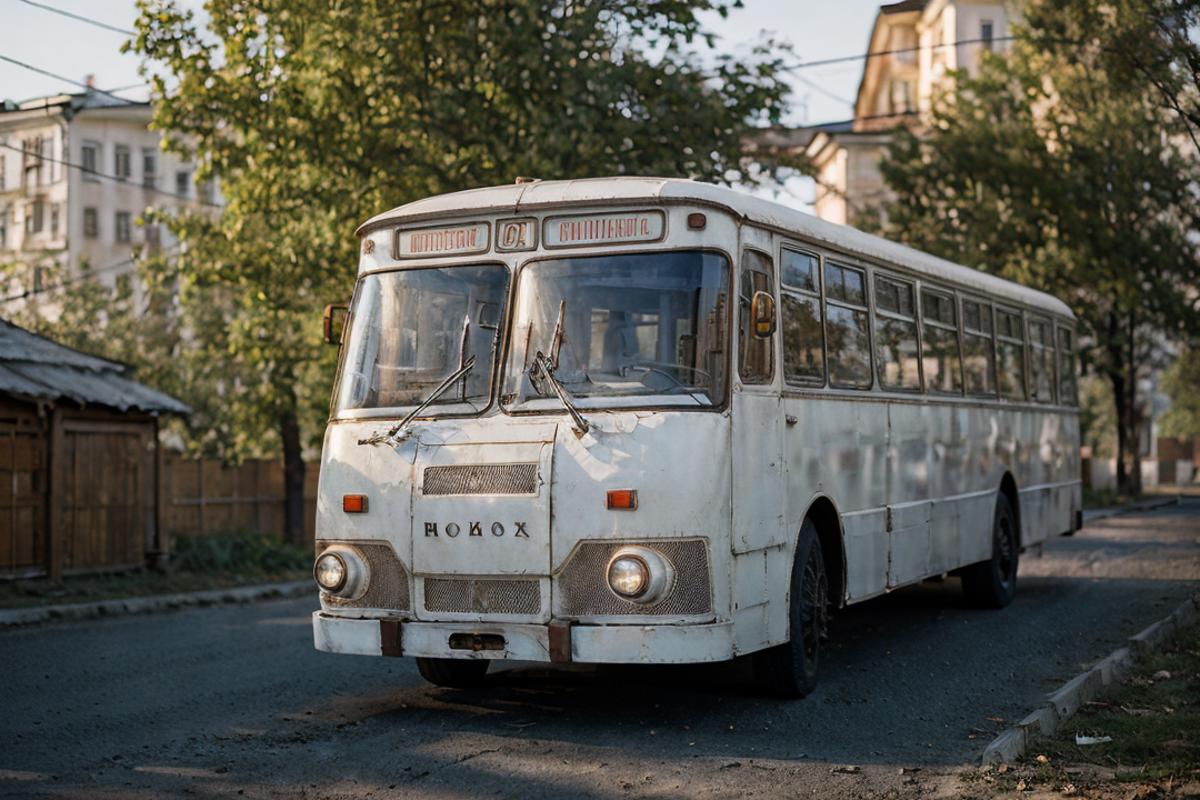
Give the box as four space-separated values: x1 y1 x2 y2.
2 500 1197 799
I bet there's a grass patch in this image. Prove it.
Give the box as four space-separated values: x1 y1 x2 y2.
0 532 312 610
966 622 1200 798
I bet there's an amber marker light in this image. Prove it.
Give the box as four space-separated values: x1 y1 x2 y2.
342 494 368 513
606 489 638 511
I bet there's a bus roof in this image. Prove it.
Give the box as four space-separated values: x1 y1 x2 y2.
359 177 1074 320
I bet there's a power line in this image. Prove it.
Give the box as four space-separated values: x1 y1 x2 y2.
0 142 222 208
14 0 135 36
793 73 855 108
786 35 1017 72
0 244 182 305
0 53 142 106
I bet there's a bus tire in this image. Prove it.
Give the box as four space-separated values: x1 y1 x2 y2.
415 657 490 688
753 518 828 698
961 493 1019 609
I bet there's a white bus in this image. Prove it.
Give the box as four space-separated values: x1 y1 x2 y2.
312 178 1080 696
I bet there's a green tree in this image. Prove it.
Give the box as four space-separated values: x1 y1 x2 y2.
875 0 1200 495
1160 349 1200 439
127 0 800 543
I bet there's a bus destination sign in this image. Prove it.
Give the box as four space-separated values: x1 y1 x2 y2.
395 222 490 258
543 211 665 248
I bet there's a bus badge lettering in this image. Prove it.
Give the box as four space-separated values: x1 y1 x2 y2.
424 521 529 538
497 218 536 252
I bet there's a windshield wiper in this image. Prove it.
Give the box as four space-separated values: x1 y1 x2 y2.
531 350 590 438
358 355 477 446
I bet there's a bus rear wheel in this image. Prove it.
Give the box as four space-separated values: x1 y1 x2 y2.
961 493 1019 609
753 519 828 698
416 657 490 688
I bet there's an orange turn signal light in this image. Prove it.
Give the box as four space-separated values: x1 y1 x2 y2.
342 494 368 513
606 489 638 511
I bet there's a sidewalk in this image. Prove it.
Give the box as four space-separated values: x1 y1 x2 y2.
1082 494 1181 524
0 580 312 628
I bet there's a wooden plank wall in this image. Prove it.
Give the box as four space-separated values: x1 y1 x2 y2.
162 456 318 543
0 399 47 577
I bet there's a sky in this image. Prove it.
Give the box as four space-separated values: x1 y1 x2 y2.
0 0 885 208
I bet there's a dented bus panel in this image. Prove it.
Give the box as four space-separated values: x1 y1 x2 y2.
312 178 1081 695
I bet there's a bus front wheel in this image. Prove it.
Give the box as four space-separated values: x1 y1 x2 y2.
416 657 490 688
753 518 829 698
961 493 1019 609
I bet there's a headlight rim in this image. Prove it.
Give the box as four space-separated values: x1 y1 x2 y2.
314 545 369 599
606 545 674 605
315 551 348 593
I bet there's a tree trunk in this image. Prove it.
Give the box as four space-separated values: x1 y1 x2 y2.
280 405 307 546
1127 313 1143 497
1106 312 1131 495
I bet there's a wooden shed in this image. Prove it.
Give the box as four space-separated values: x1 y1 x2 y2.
0 319 189 581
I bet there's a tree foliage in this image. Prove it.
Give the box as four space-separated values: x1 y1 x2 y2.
126 0 799 540
1161 349 1200 439
875 0 1200 493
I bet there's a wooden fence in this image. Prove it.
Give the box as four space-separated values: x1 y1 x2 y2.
162 456 319 543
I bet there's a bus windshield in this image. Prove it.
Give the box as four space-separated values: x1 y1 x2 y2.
502 251 729 410
335 264 509 416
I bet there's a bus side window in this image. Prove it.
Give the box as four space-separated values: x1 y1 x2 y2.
1028 317 1056 403
995 308 1027 400
781 248 824 386
962 298 997 396
1057 326 1078 406
920 287 963 394
824 261 872 389
738 249 775 384
873 273 920 391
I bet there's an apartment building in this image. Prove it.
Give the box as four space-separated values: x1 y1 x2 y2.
806 0 1019 225
0 86 213 307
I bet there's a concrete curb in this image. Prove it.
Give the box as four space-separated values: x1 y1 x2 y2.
1082 495 1181 524
0 580 312 629
981 592 1200 765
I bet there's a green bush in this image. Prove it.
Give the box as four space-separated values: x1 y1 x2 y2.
172 532 310 575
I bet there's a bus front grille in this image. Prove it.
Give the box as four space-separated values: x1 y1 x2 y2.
423 576 542 615
556 539 711 618
422 463 539 496
317 540 410 612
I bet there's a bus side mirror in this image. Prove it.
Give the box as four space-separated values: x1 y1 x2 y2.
750 291 776 338
323 303 348 345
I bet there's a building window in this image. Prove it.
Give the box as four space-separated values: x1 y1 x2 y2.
198 179 216 206
42 135 54 183
981 20 994 51
114 145 131 181
115 211 132 243
144 222 161 247
175 170 190 198
50 204 60 237
82 141 100 181
0 208 6 248
25 200 44 235
142 149 158 188
22 137 43 189
83 207 99 238
0 147 5 190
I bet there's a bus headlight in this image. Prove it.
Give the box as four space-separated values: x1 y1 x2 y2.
606 546 673 604
314 545 368 599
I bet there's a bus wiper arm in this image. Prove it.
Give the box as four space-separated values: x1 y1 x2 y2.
359 355 477 446
532 350 590 438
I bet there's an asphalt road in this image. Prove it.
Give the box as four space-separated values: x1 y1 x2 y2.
2 499 1197 799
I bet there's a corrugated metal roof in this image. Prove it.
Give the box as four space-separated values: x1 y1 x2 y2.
0 320 190 415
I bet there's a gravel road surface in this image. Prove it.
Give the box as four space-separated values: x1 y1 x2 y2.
2 498 1197 799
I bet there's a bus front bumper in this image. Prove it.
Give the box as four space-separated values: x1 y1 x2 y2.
312 612 734 665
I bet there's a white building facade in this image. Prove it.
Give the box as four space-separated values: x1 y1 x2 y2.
806 0 1019 225
0 90 212 308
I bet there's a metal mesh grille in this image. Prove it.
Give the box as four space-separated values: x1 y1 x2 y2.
557 539 711 617
423 577 542 615
317 540 410 612
422 463 539 496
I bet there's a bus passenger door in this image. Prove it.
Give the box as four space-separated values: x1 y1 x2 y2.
730 233 788 650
